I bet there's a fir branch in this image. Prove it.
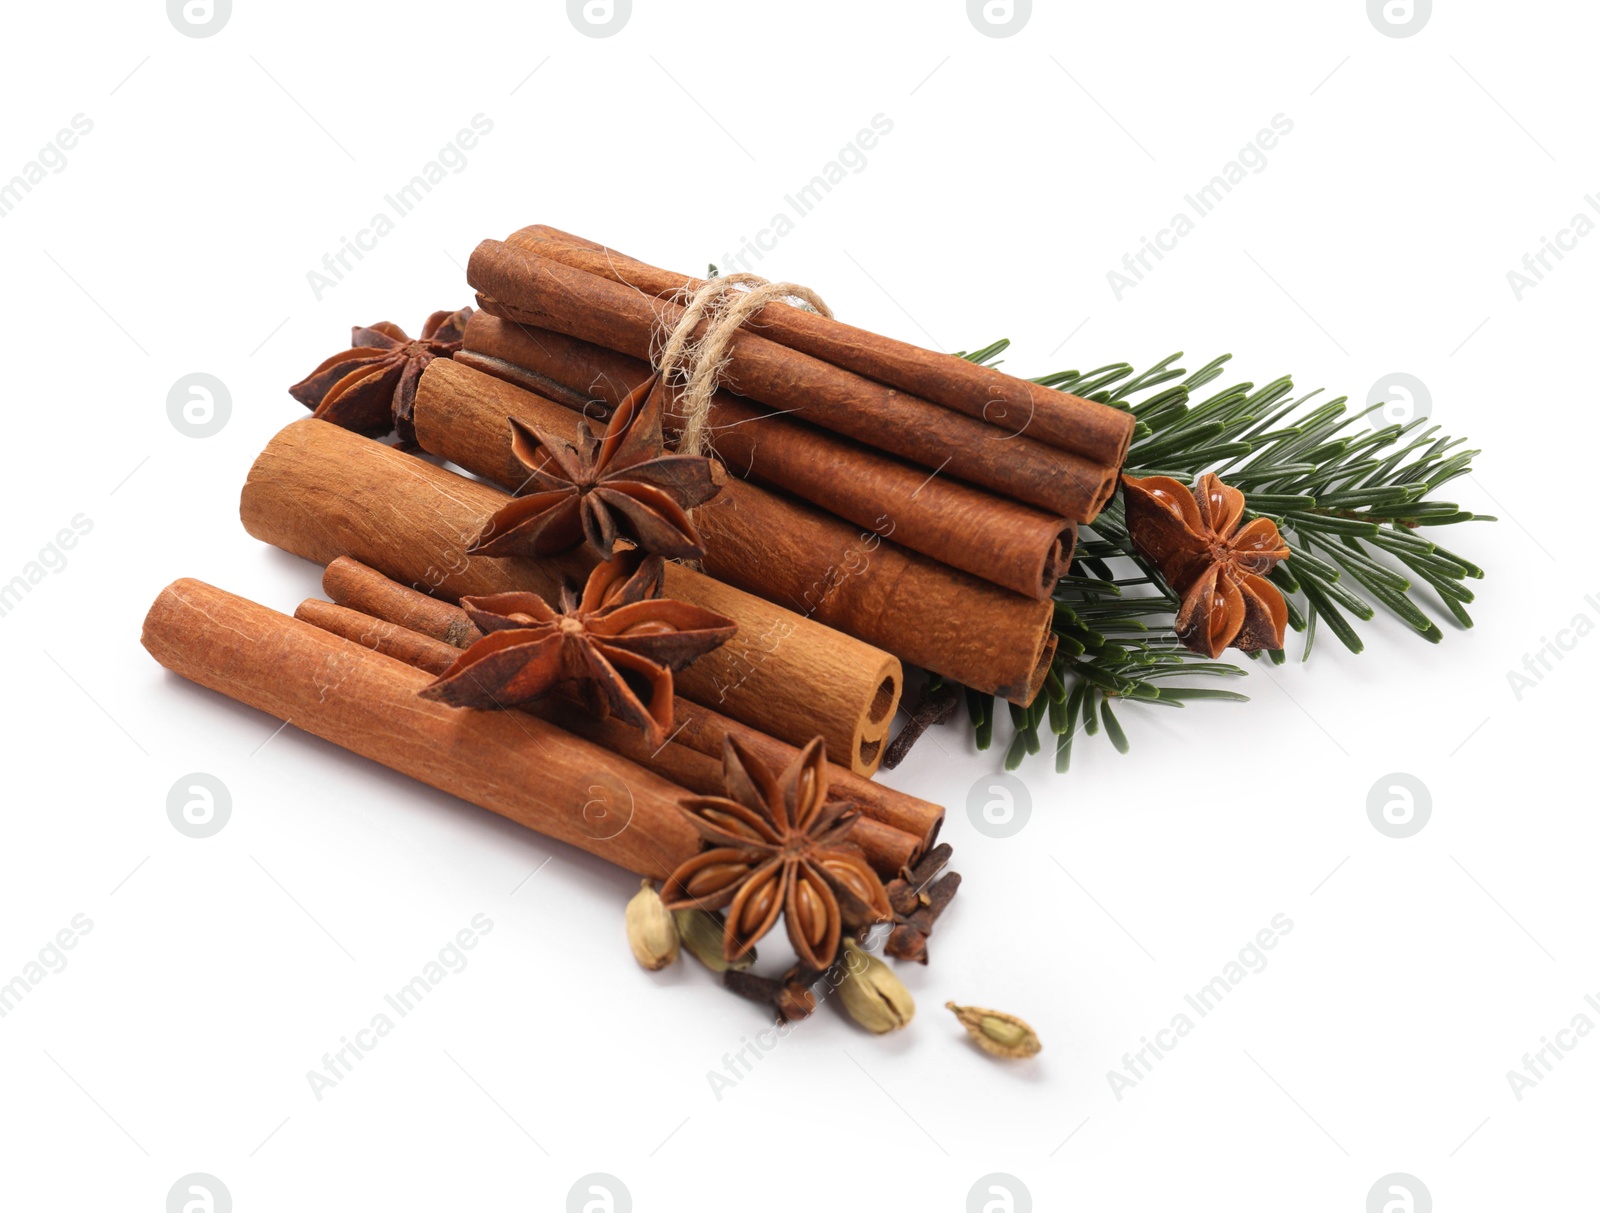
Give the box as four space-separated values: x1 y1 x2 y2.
953 343 1493 772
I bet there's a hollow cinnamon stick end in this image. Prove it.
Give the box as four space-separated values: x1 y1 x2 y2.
851 657 902 776
1081 463 1122 526
848 815 923 879
1038 522 1080 598
1006 632 1059 709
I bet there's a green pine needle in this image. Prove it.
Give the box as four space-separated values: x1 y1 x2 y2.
951 345 1492 771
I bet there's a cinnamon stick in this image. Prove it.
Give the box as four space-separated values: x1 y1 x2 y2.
239 419 901 773
696 476 1056 709
293 599 461 675
412 359 1057 704
314 556 946 848
143 579 700 879
506 224 1135 470
458 312 1077 599
321 559 483 648
531 699 923 876
291 595 925 877
466 239 1117 521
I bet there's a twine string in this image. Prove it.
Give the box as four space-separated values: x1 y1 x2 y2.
654 273 833 458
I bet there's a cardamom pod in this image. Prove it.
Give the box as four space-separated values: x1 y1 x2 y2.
625 879 679 971
946 1001 1041 1059
835 939 914 1033
673 908 754 973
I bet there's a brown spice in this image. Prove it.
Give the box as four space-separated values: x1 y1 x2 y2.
141 579 704 880
291 590 925 877
883 842 962 964
311 553 943 856
724 963 820 1023
412 356 1053 706
239 419 904 773
469 374 724 562
505 225 1135 470
661 737 892 970
467 240 1118 520
418 552 736 748
882 680 963 770
458 312 1079 600
322 557 483 650
289 307 472 443
1122 472 1292 657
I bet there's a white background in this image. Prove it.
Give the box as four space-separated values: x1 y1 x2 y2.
1 1 1594 1209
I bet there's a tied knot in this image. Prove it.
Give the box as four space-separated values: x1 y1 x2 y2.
654 273 833 459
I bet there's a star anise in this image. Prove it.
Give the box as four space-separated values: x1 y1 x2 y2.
1122 472 1292 658
416 552 736 748
661 737 893 971
468 375 724 562
289 307 473 444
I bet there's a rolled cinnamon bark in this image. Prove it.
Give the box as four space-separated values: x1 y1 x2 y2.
292 596 925 877
663 698 940 852
143 579 700 879
239 419 900 773
696 477 1057 709
412 359 1056 705
316 557 946 849
458 313 1076 599
466 239 1116 521
506 224 1135 470
293 599 463 675
322 559 483 648
1026 633 1060 705
530 706 921 877
457 316 638 419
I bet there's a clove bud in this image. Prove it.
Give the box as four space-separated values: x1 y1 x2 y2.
725 964 819 1023
625 879 679 971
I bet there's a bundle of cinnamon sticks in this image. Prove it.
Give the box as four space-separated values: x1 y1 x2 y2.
452 224 1134 708
139 225 1136 1012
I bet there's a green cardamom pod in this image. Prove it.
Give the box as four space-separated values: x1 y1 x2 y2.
946 1001 1041 1059
625 879 678 971
673 908 754 972
836 939 914 1033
